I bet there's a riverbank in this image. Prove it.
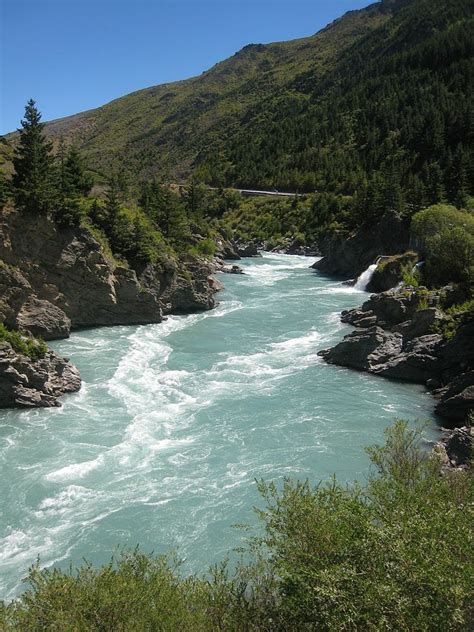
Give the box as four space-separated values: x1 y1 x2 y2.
318 280 473 427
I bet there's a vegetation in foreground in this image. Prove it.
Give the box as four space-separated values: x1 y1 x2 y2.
1 422 472 631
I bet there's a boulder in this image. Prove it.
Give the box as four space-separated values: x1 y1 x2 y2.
393 308 446 340
161 256 217 314
435 371 474 424
319 327 402 372
16 297 71 340
225 265 244 274
0 342 81 408
373 334 443 382
235 241 261 257
436 427 473 469
215 237 241 261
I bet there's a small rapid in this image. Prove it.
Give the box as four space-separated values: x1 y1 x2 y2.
354 262 378 291
0 253 439 600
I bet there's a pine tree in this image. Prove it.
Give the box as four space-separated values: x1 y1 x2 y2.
0 170 10 209
103 184 121 233
64 146 93 196
12 99 54 214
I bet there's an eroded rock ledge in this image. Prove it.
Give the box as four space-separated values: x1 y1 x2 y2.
0 209 221 408
319 289 474 426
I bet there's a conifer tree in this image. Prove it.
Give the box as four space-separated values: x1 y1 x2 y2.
64 146 92 196
12 99 54 214
0 170 10 209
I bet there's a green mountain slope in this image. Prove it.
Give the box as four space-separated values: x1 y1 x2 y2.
31 0 394 180
6 0 474 210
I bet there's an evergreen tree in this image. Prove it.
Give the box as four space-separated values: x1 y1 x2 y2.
65 146 92 196
12 99 54 214
103 184 121 233
0 170 10 209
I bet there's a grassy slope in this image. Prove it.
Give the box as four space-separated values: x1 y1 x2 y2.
9 1 391 180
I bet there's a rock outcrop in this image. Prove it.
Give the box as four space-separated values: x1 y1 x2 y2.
368 252 419 293
434 371 474 422
436 427 473 470
0 342 81 408
312 214 410 278
161 255 218 314
0 209 218 339
235 241 261 258
319 287 474 425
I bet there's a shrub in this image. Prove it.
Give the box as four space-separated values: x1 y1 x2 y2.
193 238 217 258
411 205 474 286
401 262 420 287
425 226 474 286
0 324 48 360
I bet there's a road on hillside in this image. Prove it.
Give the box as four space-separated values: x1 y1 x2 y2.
171 183 299 197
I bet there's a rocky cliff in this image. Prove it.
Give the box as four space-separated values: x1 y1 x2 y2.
0 209 219 408
312 214 410 279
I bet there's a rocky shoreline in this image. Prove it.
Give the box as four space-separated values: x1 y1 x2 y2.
318 286 473 427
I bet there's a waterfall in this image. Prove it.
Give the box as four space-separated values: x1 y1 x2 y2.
354 263 378 291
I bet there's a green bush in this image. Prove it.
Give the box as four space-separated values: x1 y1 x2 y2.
0 324 48 360
193 238 217 258
425 226 474 286
2 422 473 630
411 204 474 250
411 205 474 286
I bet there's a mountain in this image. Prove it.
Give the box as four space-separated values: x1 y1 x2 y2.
12 1 397 181
4 0 474 205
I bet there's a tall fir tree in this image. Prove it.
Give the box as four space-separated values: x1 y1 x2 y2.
64 146 93 196
0 170 10 209
12 100 55 214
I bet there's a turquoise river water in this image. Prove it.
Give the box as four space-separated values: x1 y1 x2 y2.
0 253 440 600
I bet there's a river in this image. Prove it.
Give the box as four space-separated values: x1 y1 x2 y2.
0 253 439 600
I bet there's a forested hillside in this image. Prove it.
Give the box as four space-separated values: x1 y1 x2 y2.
2 0 402 180
9 0 469 219
2 0 473 241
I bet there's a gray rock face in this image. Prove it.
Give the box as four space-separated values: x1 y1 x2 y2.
392 308 446 341
435 372 474 424
235 241 261 257
0 211 166 336
0 210 219 337
373 334 443 382
16 297 71 340
321 287 473 425
0 342 81 408
368 252 419 293
160 256 217 315
436 427 473 469
319 327 403 372
215 235 241 261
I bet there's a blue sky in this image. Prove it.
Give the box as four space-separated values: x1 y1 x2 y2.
1 0 373 134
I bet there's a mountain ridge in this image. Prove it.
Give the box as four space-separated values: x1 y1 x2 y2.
4 0 394 180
